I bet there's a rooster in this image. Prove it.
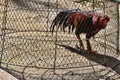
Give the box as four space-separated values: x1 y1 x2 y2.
50 9 110 52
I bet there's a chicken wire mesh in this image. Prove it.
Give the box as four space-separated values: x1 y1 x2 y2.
0 0 120 80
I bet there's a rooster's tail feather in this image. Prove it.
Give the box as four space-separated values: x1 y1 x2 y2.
50 10 76 35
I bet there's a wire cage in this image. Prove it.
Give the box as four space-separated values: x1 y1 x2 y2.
0 0 120 80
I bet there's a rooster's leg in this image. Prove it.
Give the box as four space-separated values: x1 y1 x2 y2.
86 39 92 51
75 31 84 49
76 35 84 49
86 39 97 53
86 33 98 53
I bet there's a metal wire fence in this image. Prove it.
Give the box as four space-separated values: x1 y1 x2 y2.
0 0 120 80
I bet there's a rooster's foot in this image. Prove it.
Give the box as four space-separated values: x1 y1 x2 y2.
75 44 84 50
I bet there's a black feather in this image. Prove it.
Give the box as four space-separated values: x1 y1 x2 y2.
50 9 78 35
57 12 68 31
50 11 64 34
62 13 71 31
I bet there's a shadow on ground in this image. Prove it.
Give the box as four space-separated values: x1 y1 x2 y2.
57 44 120 75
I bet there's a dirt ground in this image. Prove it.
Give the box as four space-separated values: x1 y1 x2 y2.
0 69 18 80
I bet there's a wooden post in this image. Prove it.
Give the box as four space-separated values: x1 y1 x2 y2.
117 1 119 54
0 0 8 66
